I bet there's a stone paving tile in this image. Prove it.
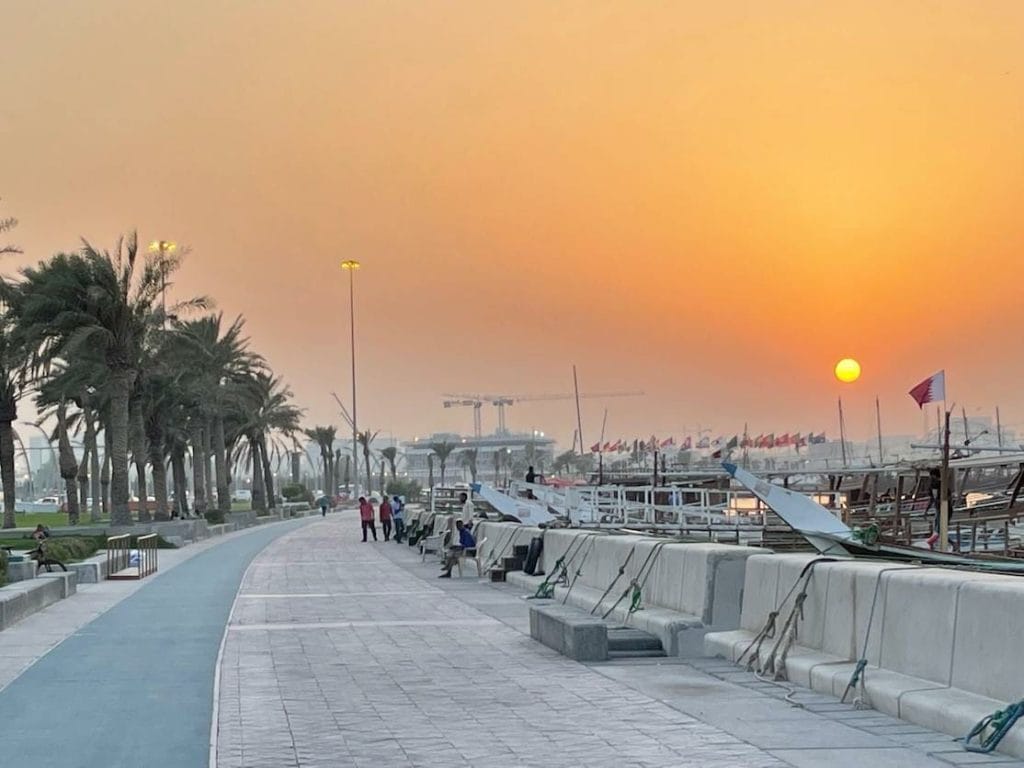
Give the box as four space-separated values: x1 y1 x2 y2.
216 517 1024 768
216 517 788 767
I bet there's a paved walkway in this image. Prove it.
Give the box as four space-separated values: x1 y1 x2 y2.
216 516 1024 768
2 513 1022 767
0 518 310 768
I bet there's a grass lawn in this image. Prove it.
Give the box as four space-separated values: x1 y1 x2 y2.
12 512 110 529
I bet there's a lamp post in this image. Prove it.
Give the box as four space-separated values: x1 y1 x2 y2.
341 259 361 499
148 240 176 328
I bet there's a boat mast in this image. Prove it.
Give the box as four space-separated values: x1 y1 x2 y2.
838 397 848 467
875 396 884 464
939 409 952 552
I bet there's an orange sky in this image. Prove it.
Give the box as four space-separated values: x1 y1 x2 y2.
3 1 1024 447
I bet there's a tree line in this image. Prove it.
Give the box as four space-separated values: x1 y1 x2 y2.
0 230 303 528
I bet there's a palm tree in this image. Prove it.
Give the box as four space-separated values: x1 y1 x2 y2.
9 234 193 525
357 430 379 494
380 446 399 483
235 371 302 511
0 317 25 529
460 447 478 483
430 441 456 487
0 208 22 528
304 426 337 496
172 314 256 514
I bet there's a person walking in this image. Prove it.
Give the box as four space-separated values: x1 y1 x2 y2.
317 494 330 517
379 495 393 542
359 496 377 542
391 495 406 543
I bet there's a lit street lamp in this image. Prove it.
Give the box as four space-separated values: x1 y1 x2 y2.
341 259 361 498
148 240 176 328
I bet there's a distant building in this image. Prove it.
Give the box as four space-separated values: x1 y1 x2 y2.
401 432 556 486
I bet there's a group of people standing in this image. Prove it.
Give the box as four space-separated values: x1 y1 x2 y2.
358 494 406 543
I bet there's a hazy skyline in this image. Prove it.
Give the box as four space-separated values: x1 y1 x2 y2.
4 1 1024 448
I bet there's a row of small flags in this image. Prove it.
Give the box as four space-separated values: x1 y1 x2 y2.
589 433 828 454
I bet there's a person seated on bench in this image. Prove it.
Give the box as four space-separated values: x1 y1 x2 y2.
438 520 476 578
32 524 49 542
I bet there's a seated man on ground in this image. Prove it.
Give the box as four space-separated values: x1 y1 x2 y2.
438 519 476 578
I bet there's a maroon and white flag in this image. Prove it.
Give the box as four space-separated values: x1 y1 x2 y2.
909 370 946 409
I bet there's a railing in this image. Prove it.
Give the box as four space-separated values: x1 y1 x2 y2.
106 533 159 580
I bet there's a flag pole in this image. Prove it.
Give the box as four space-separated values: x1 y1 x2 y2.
838 397 848 467
572 364 585 464
997 407 1004 448
875 396 884 465
939 408 951 552
597 408 608 486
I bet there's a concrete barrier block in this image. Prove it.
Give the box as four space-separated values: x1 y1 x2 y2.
529 603 607 661
739 555 782 632
68 560 103 584
784 647 845 689
37 570 76 599
898 688 1023 757
703 629 752 662
879 569 993 686
818 560 893 662
646 544 686 613
951 576 1024 703
707 548 760 629
5 560 36 583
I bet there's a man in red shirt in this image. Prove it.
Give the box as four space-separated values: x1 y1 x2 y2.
378 496 393 542
358 496 377 542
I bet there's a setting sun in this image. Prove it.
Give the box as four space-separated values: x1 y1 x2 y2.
835 358 862 384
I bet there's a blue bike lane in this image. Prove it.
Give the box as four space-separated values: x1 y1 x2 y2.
0 520 308 768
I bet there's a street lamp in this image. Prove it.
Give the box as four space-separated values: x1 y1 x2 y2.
341 259 361 498
148 240 176 328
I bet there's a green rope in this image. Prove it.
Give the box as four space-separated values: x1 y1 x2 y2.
852 523 880 546
628 582 643 613
963 700 1024 753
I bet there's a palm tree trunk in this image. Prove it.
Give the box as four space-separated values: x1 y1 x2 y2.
290 451 300 484
204 418 216 510
321 449 329 495
57 402 81 526
109 370 134 526
213 412 230 513
171 446 188 517
148 428 169 521
131 399 150 523
379 460 385 495
250 439 266 512
85 409 101 522
363 445 372 495
0 418 16 529
101 428 111 519
260 435 275 510
190 423 207 517
77 440 89 518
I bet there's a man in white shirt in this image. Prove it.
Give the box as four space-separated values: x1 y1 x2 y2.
459 491 475 524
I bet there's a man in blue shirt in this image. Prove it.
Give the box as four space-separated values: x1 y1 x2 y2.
438 520 476 578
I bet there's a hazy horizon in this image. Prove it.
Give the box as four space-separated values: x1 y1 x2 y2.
5 1 1024 448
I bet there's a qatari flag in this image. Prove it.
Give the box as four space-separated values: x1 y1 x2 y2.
909 370 946 409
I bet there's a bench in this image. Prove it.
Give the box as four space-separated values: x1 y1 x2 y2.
529 603 608 662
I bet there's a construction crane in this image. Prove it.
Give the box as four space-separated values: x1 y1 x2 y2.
443 398 483 438
440 391 643 436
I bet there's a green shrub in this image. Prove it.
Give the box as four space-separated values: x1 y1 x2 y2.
281 483 312 503
204 509 225 524
40 536 101 563
386 478 422 503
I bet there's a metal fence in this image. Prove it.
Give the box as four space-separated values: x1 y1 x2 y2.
106 533 159 580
